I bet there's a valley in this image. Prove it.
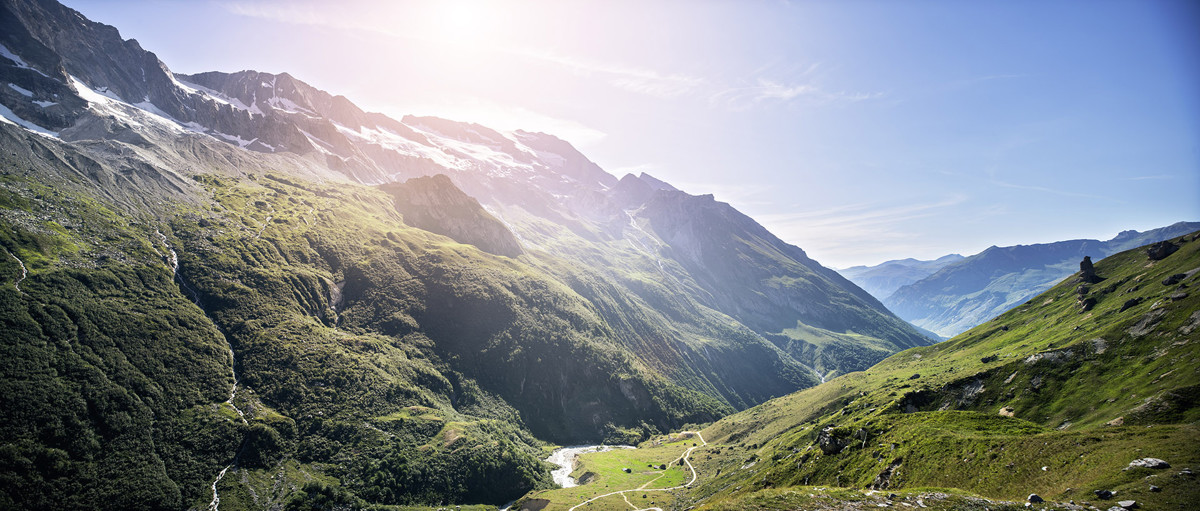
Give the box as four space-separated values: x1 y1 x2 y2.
0 1 1196 510
513 231 1200 511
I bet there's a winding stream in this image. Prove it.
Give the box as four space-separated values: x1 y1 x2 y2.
156 231 246 510
4 248 27 294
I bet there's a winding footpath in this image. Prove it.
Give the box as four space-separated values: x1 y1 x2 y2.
567 431 706 511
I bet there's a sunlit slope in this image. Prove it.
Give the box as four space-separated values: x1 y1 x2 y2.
688 231 1200 509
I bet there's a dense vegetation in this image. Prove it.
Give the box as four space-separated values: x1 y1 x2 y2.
0 125 745 509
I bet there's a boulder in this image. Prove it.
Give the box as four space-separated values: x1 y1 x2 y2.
1117 500 1138 509
1027 494 1044 503
1146 241 1178 260
1079 297 1097 312
1149 485 1160 492
817 427 847 455
1162 273 1187 286
1094 489 1115 499
1118 298 1142 313
1128 458 1170 469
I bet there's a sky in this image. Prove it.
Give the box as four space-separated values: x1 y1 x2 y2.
65 0 1200 268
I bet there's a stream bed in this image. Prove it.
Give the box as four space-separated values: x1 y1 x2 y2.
545 445 634 488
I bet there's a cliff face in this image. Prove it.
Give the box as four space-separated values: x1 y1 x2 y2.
381 174 523 258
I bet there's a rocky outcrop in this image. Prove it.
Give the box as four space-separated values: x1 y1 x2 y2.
1146 240 1178 260
1080 256 1102 283
1128 458 1170 469
381 174 523 258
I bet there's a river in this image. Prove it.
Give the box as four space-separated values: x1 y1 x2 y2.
546 444 634 487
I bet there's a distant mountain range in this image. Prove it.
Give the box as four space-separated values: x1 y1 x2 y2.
840 222 1200 338
838 254 965 300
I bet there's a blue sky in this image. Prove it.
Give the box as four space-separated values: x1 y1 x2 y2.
66 0 1200 268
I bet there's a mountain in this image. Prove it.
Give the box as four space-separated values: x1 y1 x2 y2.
838 254 965 301
884 222 1200 338
669 230 1200 509
0 0 934 508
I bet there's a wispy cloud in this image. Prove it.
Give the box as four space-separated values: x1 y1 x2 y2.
1120 174 1174 181
221 2 878 109
222 2 705 99
510 48 705 99
753 195 969 266
988 179 1117 201
710 77 884 110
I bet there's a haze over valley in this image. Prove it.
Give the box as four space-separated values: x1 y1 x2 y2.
0 1 1196 510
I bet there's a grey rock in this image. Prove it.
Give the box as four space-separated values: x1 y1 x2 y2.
1094 489 1114 499
1080 256 1101 283
1146 240 1179 260
1079 296 1097 311
1149 485 1160 492
817 427 847 455
1027 494 1044 503
1128 458 1170 469
1119 298 1142 312
1162 273 1187 286
1117 500 1137 509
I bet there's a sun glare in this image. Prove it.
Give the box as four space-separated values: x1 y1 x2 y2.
426 0 494 48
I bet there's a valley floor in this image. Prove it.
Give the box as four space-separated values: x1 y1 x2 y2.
511 423 1198 511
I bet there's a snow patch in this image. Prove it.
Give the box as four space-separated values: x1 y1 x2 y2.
0 101 58 137
0 43 50 78
7 83 33 97
266 95 317 116
168 72 199 95
299 128 337 155
70 76 185 134
33 100 56 108
214 132 258 148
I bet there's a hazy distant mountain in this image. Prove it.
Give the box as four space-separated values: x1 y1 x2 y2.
883 222 1200 337
0 0 932 507
838 254 965 300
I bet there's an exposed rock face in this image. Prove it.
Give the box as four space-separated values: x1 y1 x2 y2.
1146 240 1179 260
381 174 523 258
1162 273 1186 286
817 427 847 455
639 189 929 350
1128 458 1170 469
1080 256 1102 283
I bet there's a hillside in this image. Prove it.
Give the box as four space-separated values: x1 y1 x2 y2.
678 231 1200 509
506 231 1200 510
0 0 935 508
884 222 1200 338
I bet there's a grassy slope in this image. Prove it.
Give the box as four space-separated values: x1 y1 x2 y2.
516 434 698 511
0 125 729 509
681 231 1200 509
